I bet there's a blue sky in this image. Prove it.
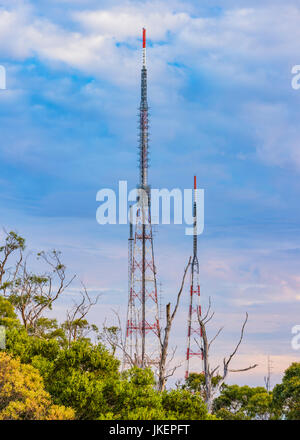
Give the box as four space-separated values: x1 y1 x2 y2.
0 0 300 387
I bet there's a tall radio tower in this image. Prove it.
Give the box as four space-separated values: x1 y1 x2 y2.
185 176 204 378
124 29 161 369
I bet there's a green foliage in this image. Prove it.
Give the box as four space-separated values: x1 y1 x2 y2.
273 362 300 420
31 317 66 341
213 384 274 420
0 296 20 329
0 231 26 293
0 351 74 420
1 244 77 332
183 372 222 400
101 368 214 420
1 230 296 421
162 389 216 420
5 326 62 373
5 325 213 420
0 231 25 254
61 317 98 345
0 230 213 420
1 303 296 421
101 368 165 420
5 327 120 419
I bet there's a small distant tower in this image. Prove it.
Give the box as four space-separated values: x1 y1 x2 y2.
264 356 273 392
185 176 204 379
123 29 161 369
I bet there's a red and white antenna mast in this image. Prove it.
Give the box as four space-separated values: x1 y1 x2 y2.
142 27 146 67
185 176 204 379
123 29 161 370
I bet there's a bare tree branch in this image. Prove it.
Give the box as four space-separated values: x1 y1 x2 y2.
229 365 258 373
223 312 249 377
208 327 223 350
99 309 139 368
63 282 100 346
196 305 258 413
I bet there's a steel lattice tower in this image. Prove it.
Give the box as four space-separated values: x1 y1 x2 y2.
123 29 160 369
185 176 204 379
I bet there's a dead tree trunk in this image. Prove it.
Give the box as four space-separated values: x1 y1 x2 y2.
197 301 257 412
157 257 191 391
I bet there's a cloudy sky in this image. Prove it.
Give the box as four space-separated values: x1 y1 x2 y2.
0 0 300 387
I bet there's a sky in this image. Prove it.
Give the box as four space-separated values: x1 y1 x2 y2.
0 0 300 388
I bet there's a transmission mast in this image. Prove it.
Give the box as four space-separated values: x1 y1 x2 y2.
185 176 204 379
264 356 273 392
123 29 160 369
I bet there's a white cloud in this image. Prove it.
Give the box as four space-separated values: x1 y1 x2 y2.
73 3 190 39
245 102 300 170
2 1 300 171
1 2 300 82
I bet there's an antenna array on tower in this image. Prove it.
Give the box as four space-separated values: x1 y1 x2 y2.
123 29 161 369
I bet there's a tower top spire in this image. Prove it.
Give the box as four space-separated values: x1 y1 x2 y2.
142 28 146 67
139 27 149 188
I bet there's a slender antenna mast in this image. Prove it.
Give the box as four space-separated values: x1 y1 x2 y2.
124 29 160 370
264 356 273 392
140 27 149 189
185 176 204 379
